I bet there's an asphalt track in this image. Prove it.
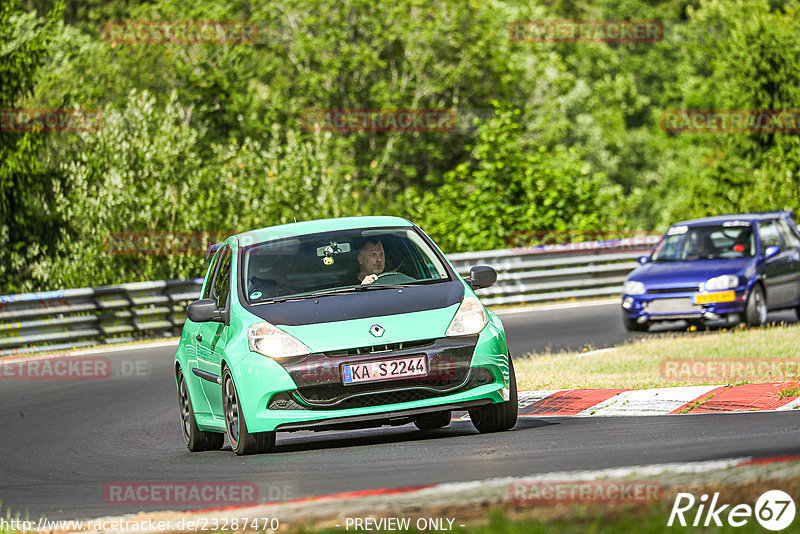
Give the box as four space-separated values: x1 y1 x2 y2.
1 303 797 520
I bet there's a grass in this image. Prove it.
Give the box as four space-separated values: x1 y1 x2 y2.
289 504 779 534
778 386 800 399
514 322 800 390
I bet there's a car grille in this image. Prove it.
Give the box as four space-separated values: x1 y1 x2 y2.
275 336 478 405
268 367 496 411
324 339 434 357
646 297 700 314
648 286 700 294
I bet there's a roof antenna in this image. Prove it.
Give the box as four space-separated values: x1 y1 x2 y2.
293 216 297 223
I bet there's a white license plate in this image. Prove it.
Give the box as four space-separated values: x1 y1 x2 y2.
342 356 428 385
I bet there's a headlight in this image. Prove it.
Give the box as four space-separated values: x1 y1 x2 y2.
622 280 646 295
703 275 739 291
446 296 488 337
248 321 311 358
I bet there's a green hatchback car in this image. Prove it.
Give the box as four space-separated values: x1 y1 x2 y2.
175 216 517 455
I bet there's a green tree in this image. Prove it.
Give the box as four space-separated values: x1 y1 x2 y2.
0 1 63 293
406 104 625 253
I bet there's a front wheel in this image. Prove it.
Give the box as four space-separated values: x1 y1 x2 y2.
745 285 767 327
469 357 518 433
223 368 275 455
177 369 224 452
622 313 648 332
414 410 452 430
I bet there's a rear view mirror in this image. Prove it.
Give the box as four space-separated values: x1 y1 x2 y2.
466 265 497 290
764 245 781 259
187 299 222 323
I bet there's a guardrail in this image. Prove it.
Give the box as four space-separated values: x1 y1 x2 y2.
0 236 658 356
448 236 660 306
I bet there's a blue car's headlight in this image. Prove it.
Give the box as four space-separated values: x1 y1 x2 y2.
622 280 646 295
703 275 739 291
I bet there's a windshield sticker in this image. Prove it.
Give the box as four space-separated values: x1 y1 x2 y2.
667 225 688 235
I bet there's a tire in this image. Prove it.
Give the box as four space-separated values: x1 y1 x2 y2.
223 368 276 455
177 369 224 452
745 284 767 327
414 410 452 430
469 357 518 433
622 313 648 332
686 319 707 331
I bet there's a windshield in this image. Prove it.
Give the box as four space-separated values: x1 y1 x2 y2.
651 224 755 262
240 227 451 303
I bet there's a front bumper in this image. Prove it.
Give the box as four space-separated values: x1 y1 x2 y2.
227 315 510 433
622 287 749 323
240 374 505 433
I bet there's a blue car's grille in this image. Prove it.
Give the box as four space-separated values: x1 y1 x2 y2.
648 286 699 294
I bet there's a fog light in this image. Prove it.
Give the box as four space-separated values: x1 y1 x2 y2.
637 315 648 324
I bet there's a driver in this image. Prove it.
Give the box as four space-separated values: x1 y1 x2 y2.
357 239 385 284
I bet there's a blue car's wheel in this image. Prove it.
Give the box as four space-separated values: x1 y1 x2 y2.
745 285 767 327
223 368 275 455
177 369 224 452
622 313 648 332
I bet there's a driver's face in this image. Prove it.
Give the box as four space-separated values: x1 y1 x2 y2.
358 242 385 276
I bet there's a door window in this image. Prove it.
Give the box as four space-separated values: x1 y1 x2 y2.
758 221 784 252
202 249 224 300
777 219 800 250
211 246 232 309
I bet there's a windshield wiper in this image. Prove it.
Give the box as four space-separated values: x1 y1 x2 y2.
253 283 417 304
257 294 319 304
311 284 415 296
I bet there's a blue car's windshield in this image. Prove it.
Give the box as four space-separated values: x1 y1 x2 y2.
240 227 451 303
651 224 755 262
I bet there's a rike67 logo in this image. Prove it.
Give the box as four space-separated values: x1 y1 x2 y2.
668 490 796 531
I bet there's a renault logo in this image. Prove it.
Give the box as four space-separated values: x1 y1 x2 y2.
369 324 385 337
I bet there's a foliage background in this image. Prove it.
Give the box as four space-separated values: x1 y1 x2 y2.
1 0 799 292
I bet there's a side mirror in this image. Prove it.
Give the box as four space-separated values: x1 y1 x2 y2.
186 299 222 323
764 245 781 260
466 265 497 290
638 255 649 265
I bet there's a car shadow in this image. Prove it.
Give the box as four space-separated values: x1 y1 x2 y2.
635 309 797 337
212 416 557 455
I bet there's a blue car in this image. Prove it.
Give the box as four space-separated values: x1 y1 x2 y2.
622 211 800 331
